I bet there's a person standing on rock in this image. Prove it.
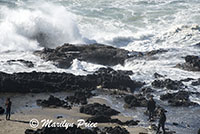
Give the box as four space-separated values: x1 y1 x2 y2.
156 109 166 134
147 95 156 120
5 98 12 120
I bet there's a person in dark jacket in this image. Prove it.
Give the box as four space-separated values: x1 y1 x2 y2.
147 95 156 120
5 98 12 120
156 109 166 134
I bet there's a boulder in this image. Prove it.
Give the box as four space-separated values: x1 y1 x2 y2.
191 78 200 86
80 103 120 116
102 126 129 134
151 79 184 90
176 55 200 71
154 73 164 78
94 67 144 92
66 89 95 105
160 91 198 107
36 95 71 109
124 94 148 108
198 128 200 134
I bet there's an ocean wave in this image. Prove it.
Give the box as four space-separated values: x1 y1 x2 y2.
0 2 94 52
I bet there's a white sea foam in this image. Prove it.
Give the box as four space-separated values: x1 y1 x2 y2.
0 2 92 52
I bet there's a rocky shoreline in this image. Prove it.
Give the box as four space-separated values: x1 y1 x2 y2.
0 43 200 134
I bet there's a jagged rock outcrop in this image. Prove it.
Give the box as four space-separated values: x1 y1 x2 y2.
34 43 129 68
191 78 200 86
151 79 184 90
160 91 199 106
124 94 148 108
36 95 71 109
0 68 143 93
65 89 95 105
176 55 200 71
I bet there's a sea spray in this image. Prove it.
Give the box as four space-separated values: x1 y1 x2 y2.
0 2 84 52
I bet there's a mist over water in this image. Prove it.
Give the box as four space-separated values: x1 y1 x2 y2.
0 1 86 52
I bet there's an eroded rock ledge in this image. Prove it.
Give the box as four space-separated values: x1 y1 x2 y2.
0 68 144 93
34 43 129 68
34 43 168 69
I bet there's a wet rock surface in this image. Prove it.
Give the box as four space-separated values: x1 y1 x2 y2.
151 79 184 90
0 68 143 93
0 107 5 114
154 72 165 78
34 43 129 68
102 126 130 134
7 59 34 68
36 95 71 109
93 67 144 91
160 91 199 106
80 103 120 116
65 89 95 105
191 78 200 86
124 94 148 108
128 49 168 59
176 55 200 71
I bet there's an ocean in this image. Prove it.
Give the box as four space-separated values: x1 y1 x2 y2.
0 0 200 134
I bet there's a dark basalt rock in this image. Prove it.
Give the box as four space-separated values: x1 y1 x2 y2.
0 107 5 114
25 125 97 134
0 68 143 93
160 91 198 106
124 94 148 108
128 49 168 58
176 55 200 71
87 115 139 126
80 103 120 116
140 87 154 95
102 126 129 134
7 59 34 68
154 73 164 78
194 42 200 47
66 90 95 105
180 78 195 82
36 95 71 109
151 79 184 90
191 78 200 86
94 67 144 92
198 128 200 134
34 43 129 68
